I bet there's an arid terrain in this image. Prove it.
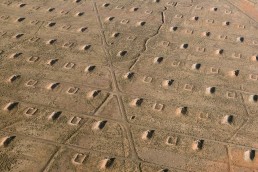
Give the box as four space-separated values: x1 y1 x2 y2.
0 0 258 171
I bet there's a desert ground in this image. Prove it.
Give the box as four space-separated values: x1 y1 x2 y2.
0 0 258 171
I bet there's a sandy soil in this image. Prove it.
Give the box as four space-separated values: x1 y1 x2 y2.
0 0 258 171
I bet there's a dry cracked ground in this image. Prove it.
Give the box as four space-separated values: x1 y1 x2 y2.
0 0 258 171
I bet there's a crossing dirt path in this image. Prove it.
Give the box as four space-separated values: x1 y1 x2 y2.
0 0 258 171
